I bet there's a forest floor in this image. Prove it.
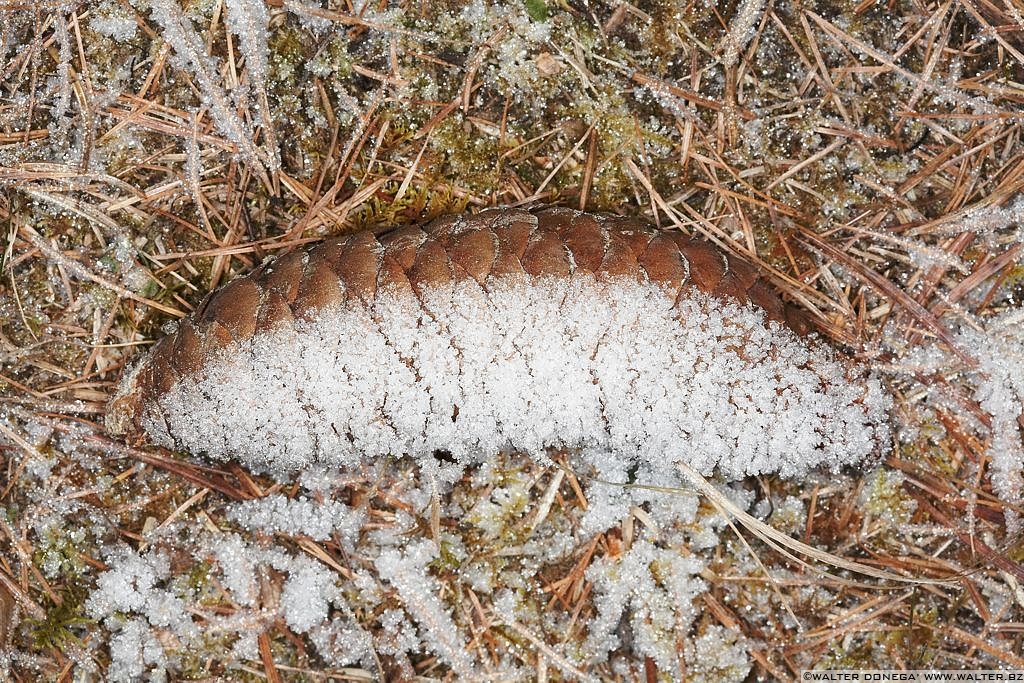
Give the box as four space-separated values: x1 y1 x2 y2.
1 0 1024 680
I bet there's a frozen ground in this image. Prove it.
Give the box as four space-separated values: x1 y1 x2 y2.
1 0 1023 680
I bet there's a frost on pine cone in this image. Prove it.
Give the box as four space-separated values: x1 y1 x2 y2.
108 207 890 478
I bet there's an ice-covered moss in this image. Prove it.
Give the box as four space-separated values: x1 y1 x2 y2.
858 468 917 528
585 539 709 676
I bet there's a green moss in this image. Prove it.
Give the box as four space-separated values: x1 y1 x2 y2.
432 539 464 574
269 25 308 83
306 33 353 80
80 24 147 96
859 468 917 528
524 0 549 22
1003 264 1024 289
34 526 87 581
881 602 940 667
178 559 214 602
27 587 92 652
350 181 468 231
428 115 504 193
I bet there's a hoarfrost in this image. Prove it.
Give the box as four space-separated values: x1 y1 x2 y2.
279 556 339 633
85 548 196 682
144 276 891 483
456 0 554 97
223 0 270 91
209 533 258 606
148 0 264 167
943 196 1024 248
376 539 476 678
89 1 138 41
309 617 376 668
87 532 362 679
719 0 767 68
903 310 1024 532
682 625 752 682
959 313 1024 532
226 494 365 544
51 16 71 124
585 539 709 677
107 618 165 683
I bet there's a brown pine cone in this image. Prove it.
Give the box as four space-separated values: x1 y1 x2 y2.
108 207 887 479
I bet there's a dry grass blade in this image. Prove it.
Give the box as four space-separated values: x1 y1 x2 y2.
676 462 957 585
501 620 600 683
0 567 44 622
0 581 13 649
146 0 271 188
125 448 253 501
258 631 284 683
630 71 756 120
911 493 1024 584
17 224 184 317
806 10 1017 115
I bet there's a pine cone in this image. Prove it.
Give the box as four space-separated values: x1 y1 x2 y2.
108 207 887 478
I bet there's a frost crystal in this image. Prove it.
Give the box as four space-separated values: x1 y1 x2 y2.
376 540 476 678
585 539 710 676
86 531 367 679
946 195 1024 248
720 0 767 68
902 311 1024 532
148 0 264 167
682 625 752 682
86 548 196 682
279 556 339 633
226 494 365 543
224 0 270 90
958 313 1024 531
89 0 138 41
145 276 891 481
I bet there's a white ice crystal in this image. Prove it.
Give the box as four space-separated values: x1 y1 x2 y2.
89 0 138 41
719 0 767 68
682 625 752 682
958 313 1024 531
226 494 365 544
87 549 164 615
103 247 894 680
209 533 259 606
308 617 376 668
456 0 554 98
902 310 1024 532
279 556 339 634
144 275 890 482
585 539 710 677
224 0 270 90
148 0 263 166
86 548 196 682
87 531 369 680
107 618 164 683
934 195 1024 248
375 539 476 678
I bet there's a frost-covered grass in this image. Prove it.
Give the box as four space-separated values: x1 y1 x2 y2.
2 0 1024 680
